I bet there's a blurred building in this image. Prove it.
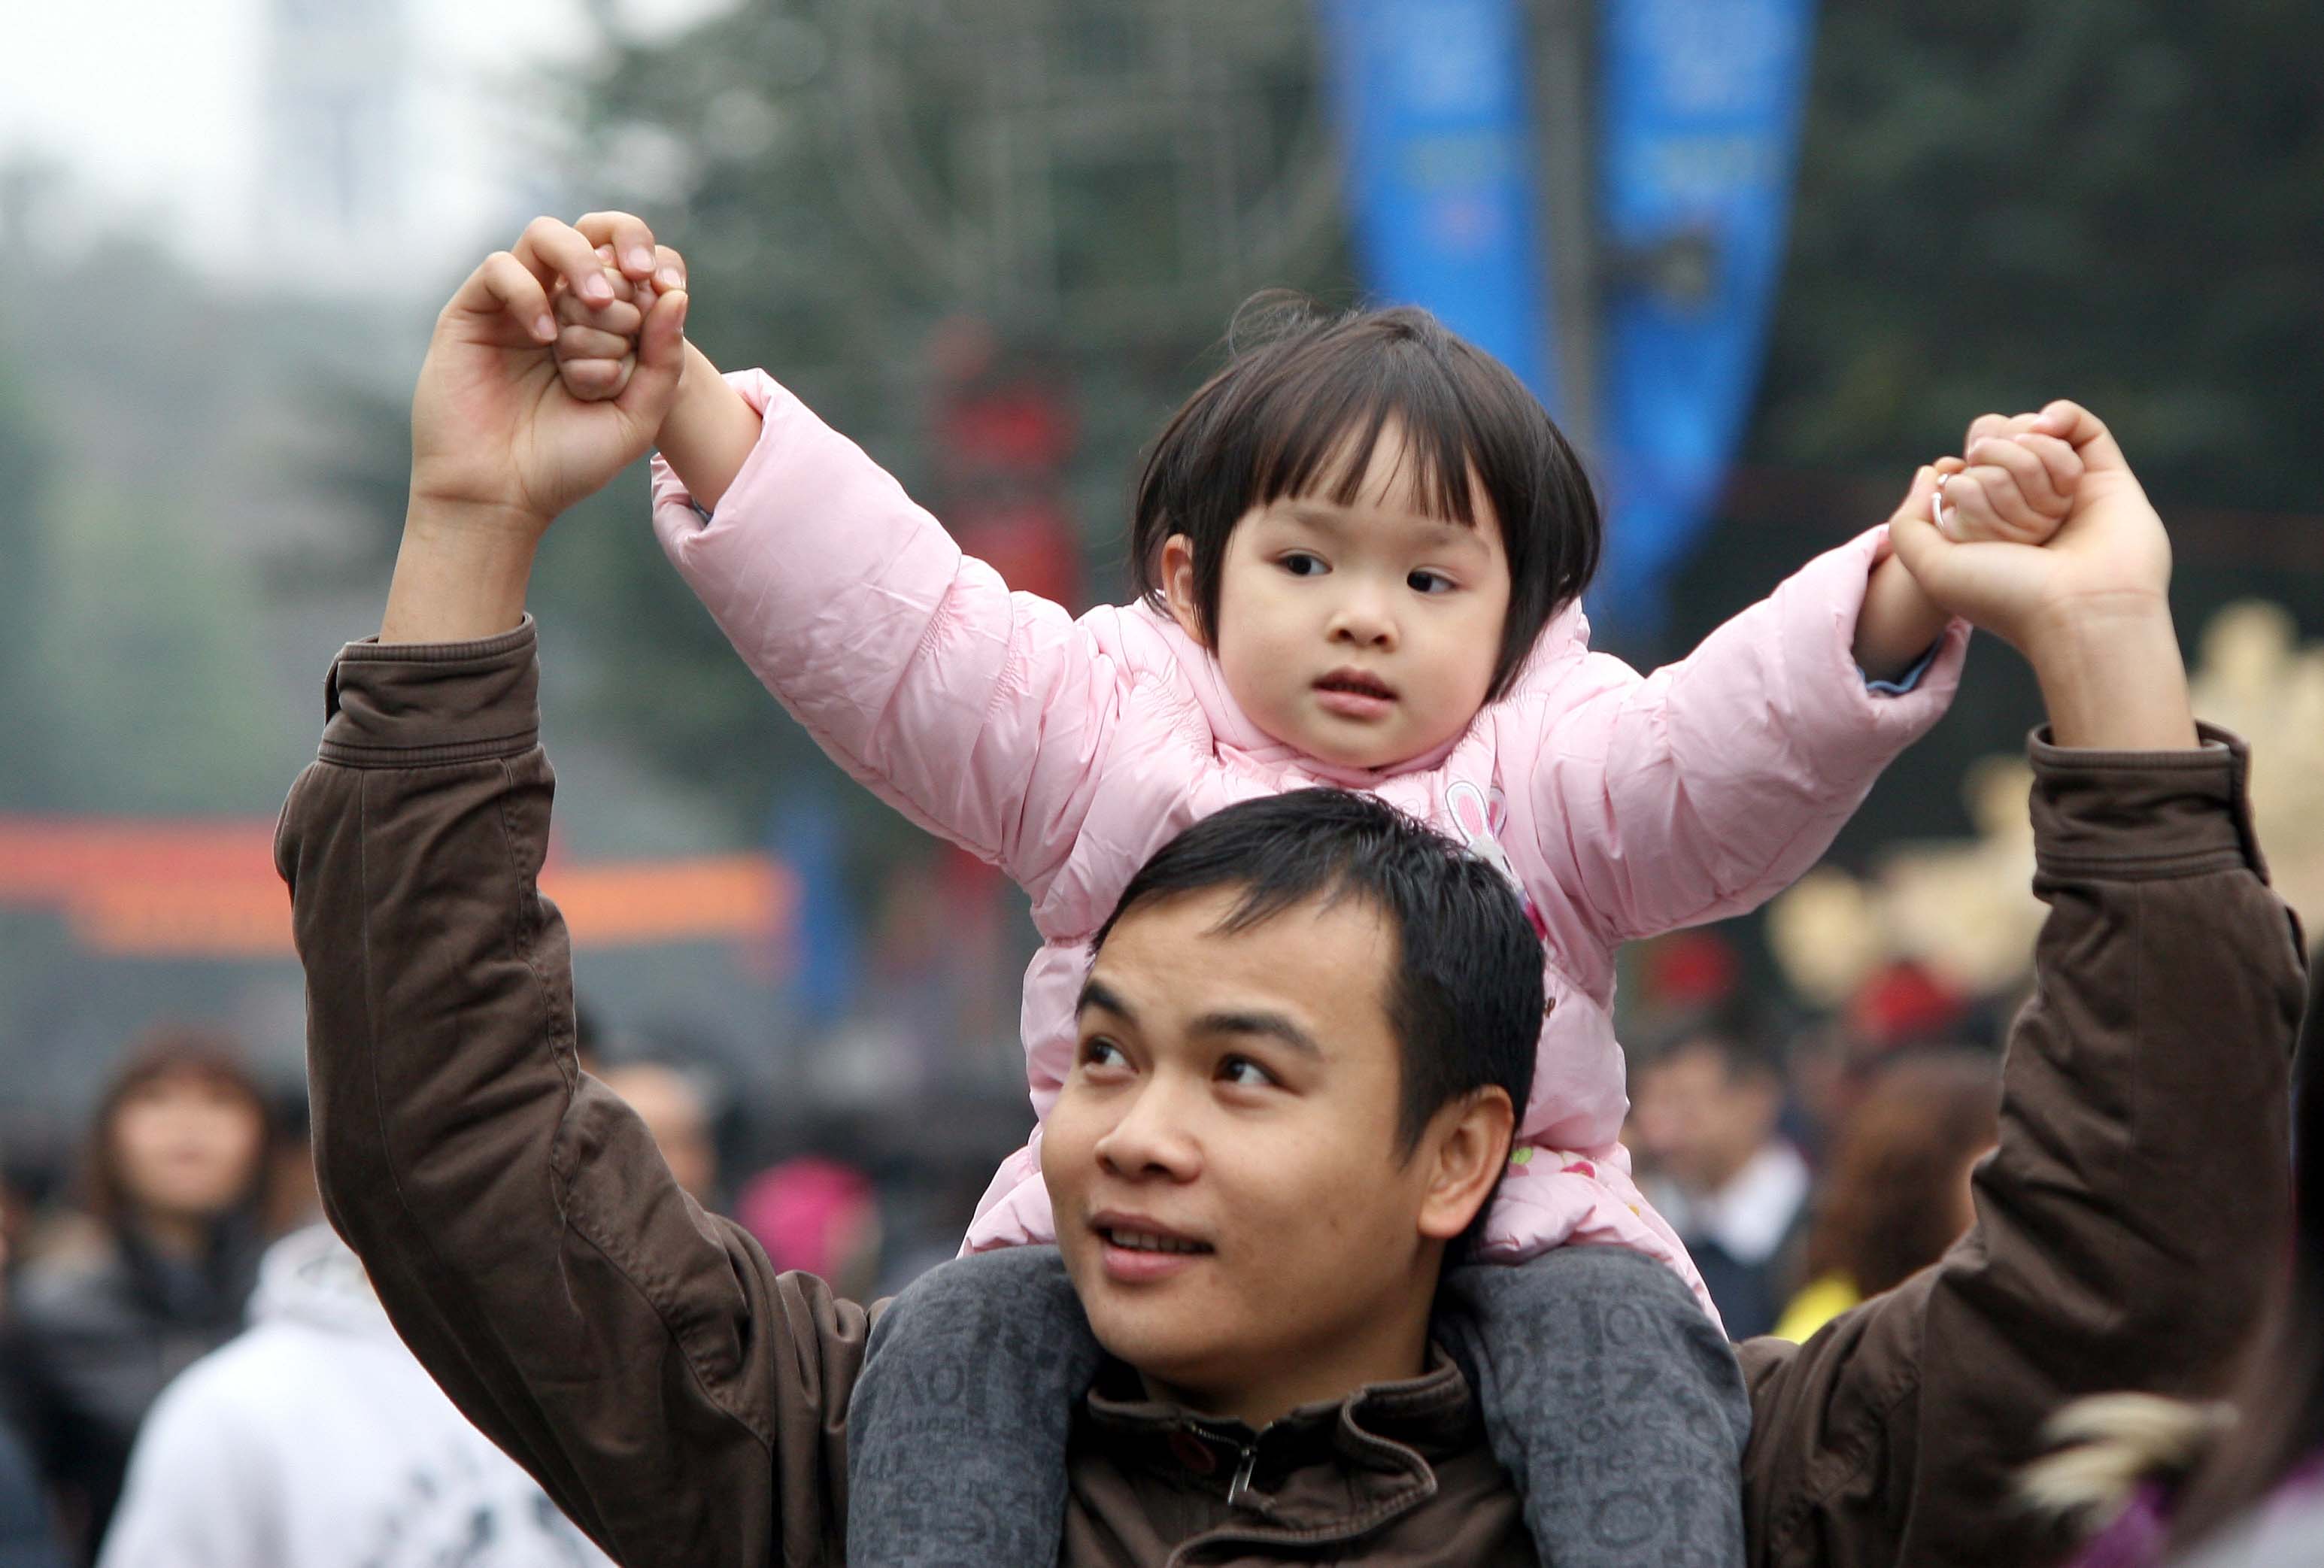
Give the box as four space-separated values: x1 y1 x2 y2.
261 0 411 283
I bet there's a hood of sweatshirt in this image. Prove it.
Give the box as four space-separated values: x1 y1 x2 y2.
243 1222 395 1339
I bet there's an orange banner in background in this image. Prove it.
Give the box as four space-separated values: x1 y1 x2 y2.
0 818 793 960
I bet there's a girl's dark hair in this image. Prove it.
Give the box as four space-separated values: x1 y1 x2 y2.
2160 948 2324 1551
83 1024 272 1230
1803 1049 2000 1299
1092 787 1542 1166
1130 294 1600 701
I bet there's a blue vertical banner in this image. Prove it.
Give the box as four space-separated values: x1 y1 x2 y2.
1596 0 1819 638
1322 0 1561 413
769 789 858 1030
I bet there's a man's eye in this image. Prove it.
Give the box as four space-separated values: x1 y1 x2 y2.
1408 569 1455 594
1218 1056 1276 1089
1279 553 1327 578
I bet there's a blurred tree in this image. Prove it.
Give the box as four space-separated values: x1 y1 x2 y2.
1680 0 2324 882
0 362 53 805
1754 0 2323 508
509 0 1352 838
0 226 365 815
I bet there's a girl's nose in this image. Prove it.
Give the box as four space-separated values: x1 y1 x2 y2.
1327 591 1397 649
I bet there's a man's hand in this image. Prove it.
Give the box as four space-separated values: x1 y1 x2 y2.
408 213 684 527
385 213 686 642
1892 401 2195 751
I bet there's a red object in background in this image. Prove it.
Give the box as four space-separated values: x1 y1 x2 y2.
929 315 1082 611
1639 929 1742 1012
1844 960 1969 1051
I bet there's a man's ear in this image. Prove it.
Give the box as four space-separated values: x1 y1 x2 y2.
1415 1087 1515 1244
1159 534 1209 648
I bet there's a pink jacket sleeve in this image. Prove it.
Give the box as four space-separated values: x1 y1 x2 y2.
1514 526 1969 946
648 370 1117 898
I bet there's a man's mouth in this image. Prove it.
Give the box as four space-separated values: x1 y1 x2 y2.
1089 1212 1215 1281
1099 1227 1212 1254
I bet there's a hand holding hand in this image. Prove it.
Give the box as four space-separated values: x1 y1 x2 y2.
408 211 686 535
1890 401 2191 748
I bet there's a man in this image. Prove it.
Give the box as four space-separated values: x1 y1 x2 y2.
1632 1022 1810 1338
278 214 2304 1566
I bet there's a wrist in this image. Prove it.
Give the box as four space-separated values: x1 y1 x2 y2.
1855 554 1952 681
659 344 760 513
381 496 544 644
2024 598 2198 751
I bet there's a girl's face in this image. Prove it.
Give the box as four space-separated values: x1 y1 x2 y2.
1164 425 1511 770
111 1072 265 1225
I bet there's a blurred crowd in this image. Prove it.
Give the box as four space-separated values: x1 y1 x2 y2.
0 917 2028 1565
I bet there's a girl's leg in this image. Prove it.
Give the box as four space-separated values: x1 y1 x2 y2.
1439 1246 1751 1568
846 1243 1100 1566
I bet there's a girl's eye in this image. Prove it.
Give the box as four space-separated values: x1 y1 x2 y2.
1279 553 1327 578
1218 1055 1277 1090
1081 1038 1130 1073
1408 569 1455 595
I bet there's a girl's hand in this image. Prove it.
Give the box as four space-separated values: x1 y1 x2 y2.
552 241 690 403
1931 410 2086 547
408 212 685 532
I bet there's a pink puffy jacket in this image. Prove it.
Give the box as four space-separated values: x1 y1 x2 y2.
651 371 1969 1322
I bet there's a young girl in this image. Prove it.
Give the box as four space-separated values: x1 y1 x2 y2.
555 281 2077 1563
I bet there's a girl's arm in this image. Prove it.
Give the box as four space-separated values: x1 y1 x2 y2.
656 342 765 513
1855 549 1952 681
1514 481 1968 948
648 369 1122 898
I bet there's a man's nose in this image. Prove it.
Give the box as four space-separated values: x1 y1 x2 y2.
1094 1078 1203 1181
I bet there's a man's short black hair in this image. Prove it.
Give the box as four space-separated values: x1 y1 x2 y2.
1091 788 1542 1160
1129 294 1601 702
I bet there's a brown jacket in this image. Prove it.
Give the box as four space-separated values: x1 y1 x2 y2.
277 621 2304 1568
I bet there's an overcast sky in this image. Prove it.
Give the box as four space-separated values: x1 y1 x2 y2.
0 0 731 290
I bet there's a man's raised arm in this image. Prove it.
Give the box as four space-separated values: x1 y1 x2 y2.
275 219 870 1567
1735 405 2308 1567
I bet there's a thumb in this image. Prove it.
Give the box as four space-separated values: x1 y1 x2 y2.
618 287 687 432
2031 400 2131 479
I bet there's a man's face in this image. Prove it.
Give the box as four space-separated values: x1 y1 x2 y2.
1042 887 1455 1423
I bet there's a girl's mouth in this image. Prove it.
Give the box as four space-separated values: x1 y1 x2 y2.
1313 669 1397 719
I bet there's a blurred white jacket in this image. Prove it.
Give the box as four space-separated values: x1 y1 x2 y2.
97 1224 611 1568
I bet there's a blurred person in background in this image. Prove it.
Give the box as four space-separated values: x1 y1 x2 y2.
258 1084 321 1238
1779 960 1978 1167
1771 1049 2000 1344
736 1157 883 1304
0 1155 69 1568
96 1222 611 1568
595 1060 720 1209
1631 1018 1811 1339
0 1027 272 1563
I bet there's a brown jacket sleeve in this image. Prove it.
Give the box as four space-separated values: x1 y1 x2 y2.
1736 728 2307 1568
275 620 863 1568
